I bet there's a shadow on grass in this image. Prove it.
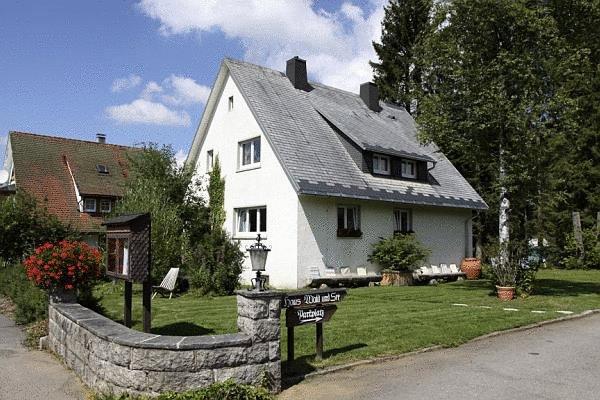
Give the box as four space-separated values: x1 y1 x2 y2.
151 322 215 336
282 342 368 385
533 279 600 297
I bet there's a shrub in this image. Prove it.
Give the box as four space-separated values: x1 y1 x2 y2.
0 264 48 324
22 240 103 292
190 231 244 296
92 379 273 400
561 228 600 270
368 233 430 272
0 191 72 263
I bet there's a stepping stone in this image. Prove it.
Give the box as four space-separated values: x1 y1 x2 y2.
531 310 546 314
503 308 519 311
477 306 492 309
452 303 469 307
556 311 574 315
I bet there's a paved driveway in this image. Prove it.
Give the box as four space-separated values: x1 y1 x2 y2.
279 313 600 400
0 314 85 400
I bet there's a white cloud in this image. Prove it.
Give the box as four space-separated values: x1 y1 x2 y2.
111 74 142 92
106 99 191 126
141 81 163 99
174 149 187 167
137 0 386 92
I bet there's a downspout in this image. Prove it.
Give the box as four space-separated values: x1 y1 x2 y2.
63 155 83 212
464 212 477 258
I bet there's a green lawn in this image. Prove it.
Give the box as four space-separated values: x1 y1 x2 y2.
94 269 600 375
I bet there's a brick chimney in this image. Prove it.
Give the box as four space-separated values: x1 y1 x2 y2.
360 82 381 112
286 56 308 90
96 133 106 144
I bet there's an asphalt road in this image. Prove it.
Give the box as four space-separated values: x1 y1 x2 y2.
278 313 600 400
0 314 85 400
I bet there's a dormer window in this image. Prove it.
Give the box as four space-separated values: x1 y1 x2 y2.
401 160 416 179
373 154 390 175
83 198 96 212
96 164 109 174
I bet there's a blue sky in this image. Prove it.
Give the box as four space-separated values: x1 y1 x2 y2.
0 0 385 169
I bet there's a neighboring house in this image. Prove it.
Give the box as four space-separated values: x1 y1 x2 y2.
187 57 488 289
3 131 137 245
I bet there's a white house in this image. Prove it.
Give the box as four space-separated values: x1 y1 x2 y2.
187 57 488 289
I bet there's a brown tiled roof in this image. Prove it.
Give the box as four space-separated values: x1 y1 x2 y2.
9 131 139 233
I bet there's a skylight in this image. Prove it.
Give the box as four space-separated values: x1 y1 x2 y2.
96 164 109 174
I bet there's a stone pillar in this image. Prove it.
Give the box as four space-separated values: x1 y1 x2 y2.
236 290 282 392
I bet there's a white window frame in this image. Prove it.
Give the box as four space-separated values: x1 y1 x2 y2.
401 160 417 179
373 153 391 175
228 96 234 111
83 198 96 213
99 199 112 213
337 205 361 232
207 149 214 172
235 206 267 238
238 137 261 171
394 209 413 233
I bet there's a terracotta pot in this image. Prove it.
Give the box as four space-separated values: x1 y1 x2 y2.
460 258 482 280
381 271 413 286
496 286 515 301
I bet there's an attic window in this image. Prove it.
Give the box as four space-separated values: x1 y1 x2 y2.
96 164 109 174
401 160 416 179
373 154 390 175
228 96 234 111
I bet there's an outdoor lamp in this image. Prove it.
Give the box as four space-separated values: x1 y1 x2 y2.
247 234 271 291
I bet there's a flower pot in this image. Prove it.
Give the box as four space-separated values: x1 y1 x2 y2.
496 286 515 301
460 258 482 280
49 288 77 304
381 271 413 286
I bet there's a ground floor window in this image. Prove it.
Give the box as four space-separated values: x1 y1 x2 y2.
236 206 267 235
394 209 413 233
337 205 361 237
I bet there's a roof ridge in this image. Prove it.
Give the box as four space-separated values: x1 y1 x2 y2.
9 130 138 150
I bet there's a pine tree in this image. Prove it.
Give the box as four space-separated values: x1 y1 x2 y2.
208 156 226 231
370 0 433 113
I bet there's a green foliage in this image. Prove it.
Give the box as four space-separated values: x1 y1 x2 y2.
368 233 430 272
561 228 600 270
0 191 72 263
0 264 48 324
370 0 433 112
190 230 244 296
208 156 226 230
92 380 273 400
114 145 210 282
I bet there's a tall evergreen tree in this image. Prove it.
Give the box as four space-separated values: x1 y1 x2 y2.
370 0 433 113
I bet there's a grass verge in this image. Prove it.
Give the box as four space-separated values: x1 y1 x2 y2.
94 269 600 376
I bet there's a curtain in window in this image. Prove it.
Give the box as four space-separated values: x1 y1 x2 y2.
253 139 261 162
238 209 248 232
242 143 252 165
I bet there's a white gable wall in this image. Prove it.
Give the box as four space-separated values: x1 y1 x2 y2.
193 73 299 288
297 195 472 287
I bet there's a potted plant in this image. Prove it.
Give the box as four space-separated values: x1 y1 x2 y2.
368 233 430 286
489 245 519 301
23 240 103 303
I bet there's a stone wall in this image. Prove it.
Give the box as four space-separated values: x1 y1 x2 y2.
47 290 282 396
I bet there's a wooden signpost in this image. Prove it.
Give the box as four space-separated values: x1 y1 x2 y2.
283 287 347 362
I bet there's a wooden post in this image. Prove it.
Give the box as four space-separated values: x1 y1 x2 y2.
287 326 294 364
142 281 152 333
315 322 323 360
572 212 585 260
124 281 132 328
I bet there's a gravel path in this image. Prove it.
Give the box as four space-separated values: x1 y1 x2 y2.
0 314 85 400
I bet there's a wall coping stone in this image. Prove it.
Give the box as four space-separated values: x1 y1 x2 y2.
52 304 252 350
235 290 283 300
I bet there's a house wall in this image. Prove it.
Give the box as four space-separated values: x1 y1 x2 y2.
193 74 299 288
297 195 472 287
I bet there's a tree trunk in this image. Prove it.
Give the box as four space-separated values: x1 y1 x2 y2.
499 146 510 268
572 211 585 260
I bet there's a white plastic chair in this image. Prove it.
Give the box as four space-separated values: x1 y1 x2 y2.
356 266 367 276
152 268 180 299
449 264 459 273
431 265 442 275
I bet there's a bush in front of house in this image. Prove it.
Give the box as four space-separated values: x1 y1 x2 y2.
0 191 72 264
368 233 430 272
23 240 103 292
92 379 273 400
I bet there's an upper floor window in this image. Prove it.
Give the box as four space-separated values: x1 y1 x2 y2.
394 209 413 233
239 137 261 170
83 198 96 213
207 149 214 172
96 164 109 174
401 160 416 179
373 154 390 175
337 205 361 237
228 96 234 111
236 206 267 235
99 199 112 213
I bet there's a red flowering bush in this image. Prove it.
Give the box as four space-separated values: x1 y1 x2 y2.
22 240 103 291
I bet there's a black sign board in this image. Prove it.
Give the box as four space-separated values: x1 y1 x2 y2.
286 304 337 327
283 288 346 308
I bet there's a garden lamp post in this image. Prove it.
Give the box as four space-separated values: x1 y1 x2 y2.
247 234 270 291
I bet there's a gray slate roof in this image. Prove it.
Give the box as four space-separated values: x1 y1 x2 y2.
214 59 487 210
